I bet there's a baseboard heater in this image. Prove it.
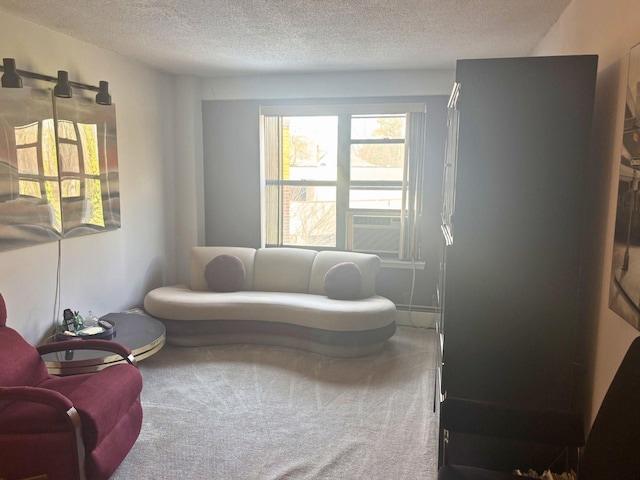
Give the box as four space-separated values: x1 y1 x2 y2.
394 305 437 328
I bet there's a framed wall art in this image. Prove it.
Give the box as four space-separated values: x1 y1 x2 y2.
0 86 119 252
609 41 640 329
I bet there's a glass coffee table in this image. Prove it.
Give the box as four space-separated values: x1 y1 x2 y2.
42 311 165 376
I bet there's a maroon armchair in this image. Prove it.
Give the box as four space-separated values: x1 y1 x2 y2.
0 293 143 480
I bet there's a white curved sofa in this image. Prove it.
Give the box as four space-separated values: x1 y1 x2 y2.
144 246 396 357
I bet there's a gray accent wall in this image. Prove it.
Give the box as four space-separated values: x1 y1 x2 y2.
202 95 448 307
203 99 263 249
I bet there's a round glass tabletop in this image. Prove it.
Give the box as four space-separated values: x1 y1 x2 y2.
42 311 165 375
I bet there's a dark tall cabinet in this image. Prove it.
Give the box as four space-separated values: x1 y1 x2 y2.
437 55 598 468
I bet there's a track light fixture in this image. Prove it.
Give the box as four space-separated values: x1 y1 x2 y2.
53 70 72 98
1 58 23 88
95 81 111 105
0 60 111 105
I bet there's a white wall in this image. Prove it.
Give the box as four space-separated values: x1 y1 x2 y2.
0 12 175 344
172 75 205 285
532 0 640 423
200 68 455 100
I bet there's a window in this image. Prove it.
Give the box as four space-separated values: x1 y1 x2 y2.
14 118 105 231
261 103 426 259
14 119 62 232
350 114 406 210
57 119 105 227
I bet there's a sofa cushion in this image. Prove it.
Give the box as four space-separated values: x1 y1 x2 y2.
191 246 256 292
144 286 396 332
309 250 380 298
323 262 362 300
205 254 246 292
253 247 317 293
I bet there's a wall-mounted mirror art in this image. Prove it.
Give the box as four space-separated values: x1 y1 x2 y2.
610 41 640 330
0 87 119 252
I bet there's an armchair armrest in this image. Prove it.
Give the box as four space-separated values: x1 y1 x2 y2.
0 385 86 476
440 397 585 446
0 385 73 411
37 339 137 367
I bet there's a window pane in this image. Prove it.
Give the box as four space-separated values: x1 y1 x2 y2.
58 143 79 173
83 178 105 226
350 144 405 181
283 116 338 181
16 146 38 174
350 188 403 210
79 123 100 175
57 120 77 140
351 115 406 140
14 122 38 145
61 178 81 198
19 180 41 198
42 119 58 177
45 180 62 232
284 185 336 247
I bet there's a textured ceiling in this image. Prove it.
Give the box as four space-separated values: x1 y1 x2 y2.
0 0 571 76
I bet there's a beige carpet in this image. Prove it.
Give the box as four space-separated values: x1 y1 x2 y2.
111 326 438 479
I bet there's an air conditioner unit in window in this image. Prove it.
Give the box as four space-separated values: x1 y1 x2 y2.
347 214 401 256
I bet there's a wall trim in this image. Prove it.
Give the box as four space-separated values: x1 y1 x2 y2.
395 309 436 328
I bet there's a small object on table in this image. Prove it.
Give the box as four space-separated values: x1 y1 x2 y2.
85 310 100 327
73 311 83 329
62 308 76 332
77 326 104 336
99 319 113 329
55 317 117 341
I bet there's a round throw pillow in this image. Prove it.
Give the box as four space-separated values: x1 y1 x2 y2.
204 254 246 292
323 262 362 300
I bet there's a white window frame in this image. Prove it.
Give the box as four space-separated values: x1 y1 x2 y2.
260 102 427 259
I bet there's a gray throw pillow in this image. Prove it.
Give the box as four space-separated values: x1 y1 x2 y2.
323 262 362 300
204 254 246 292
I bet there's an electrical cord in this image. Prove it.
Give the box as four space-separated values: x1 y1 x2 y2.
51 239 62 331
408 254 417 327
